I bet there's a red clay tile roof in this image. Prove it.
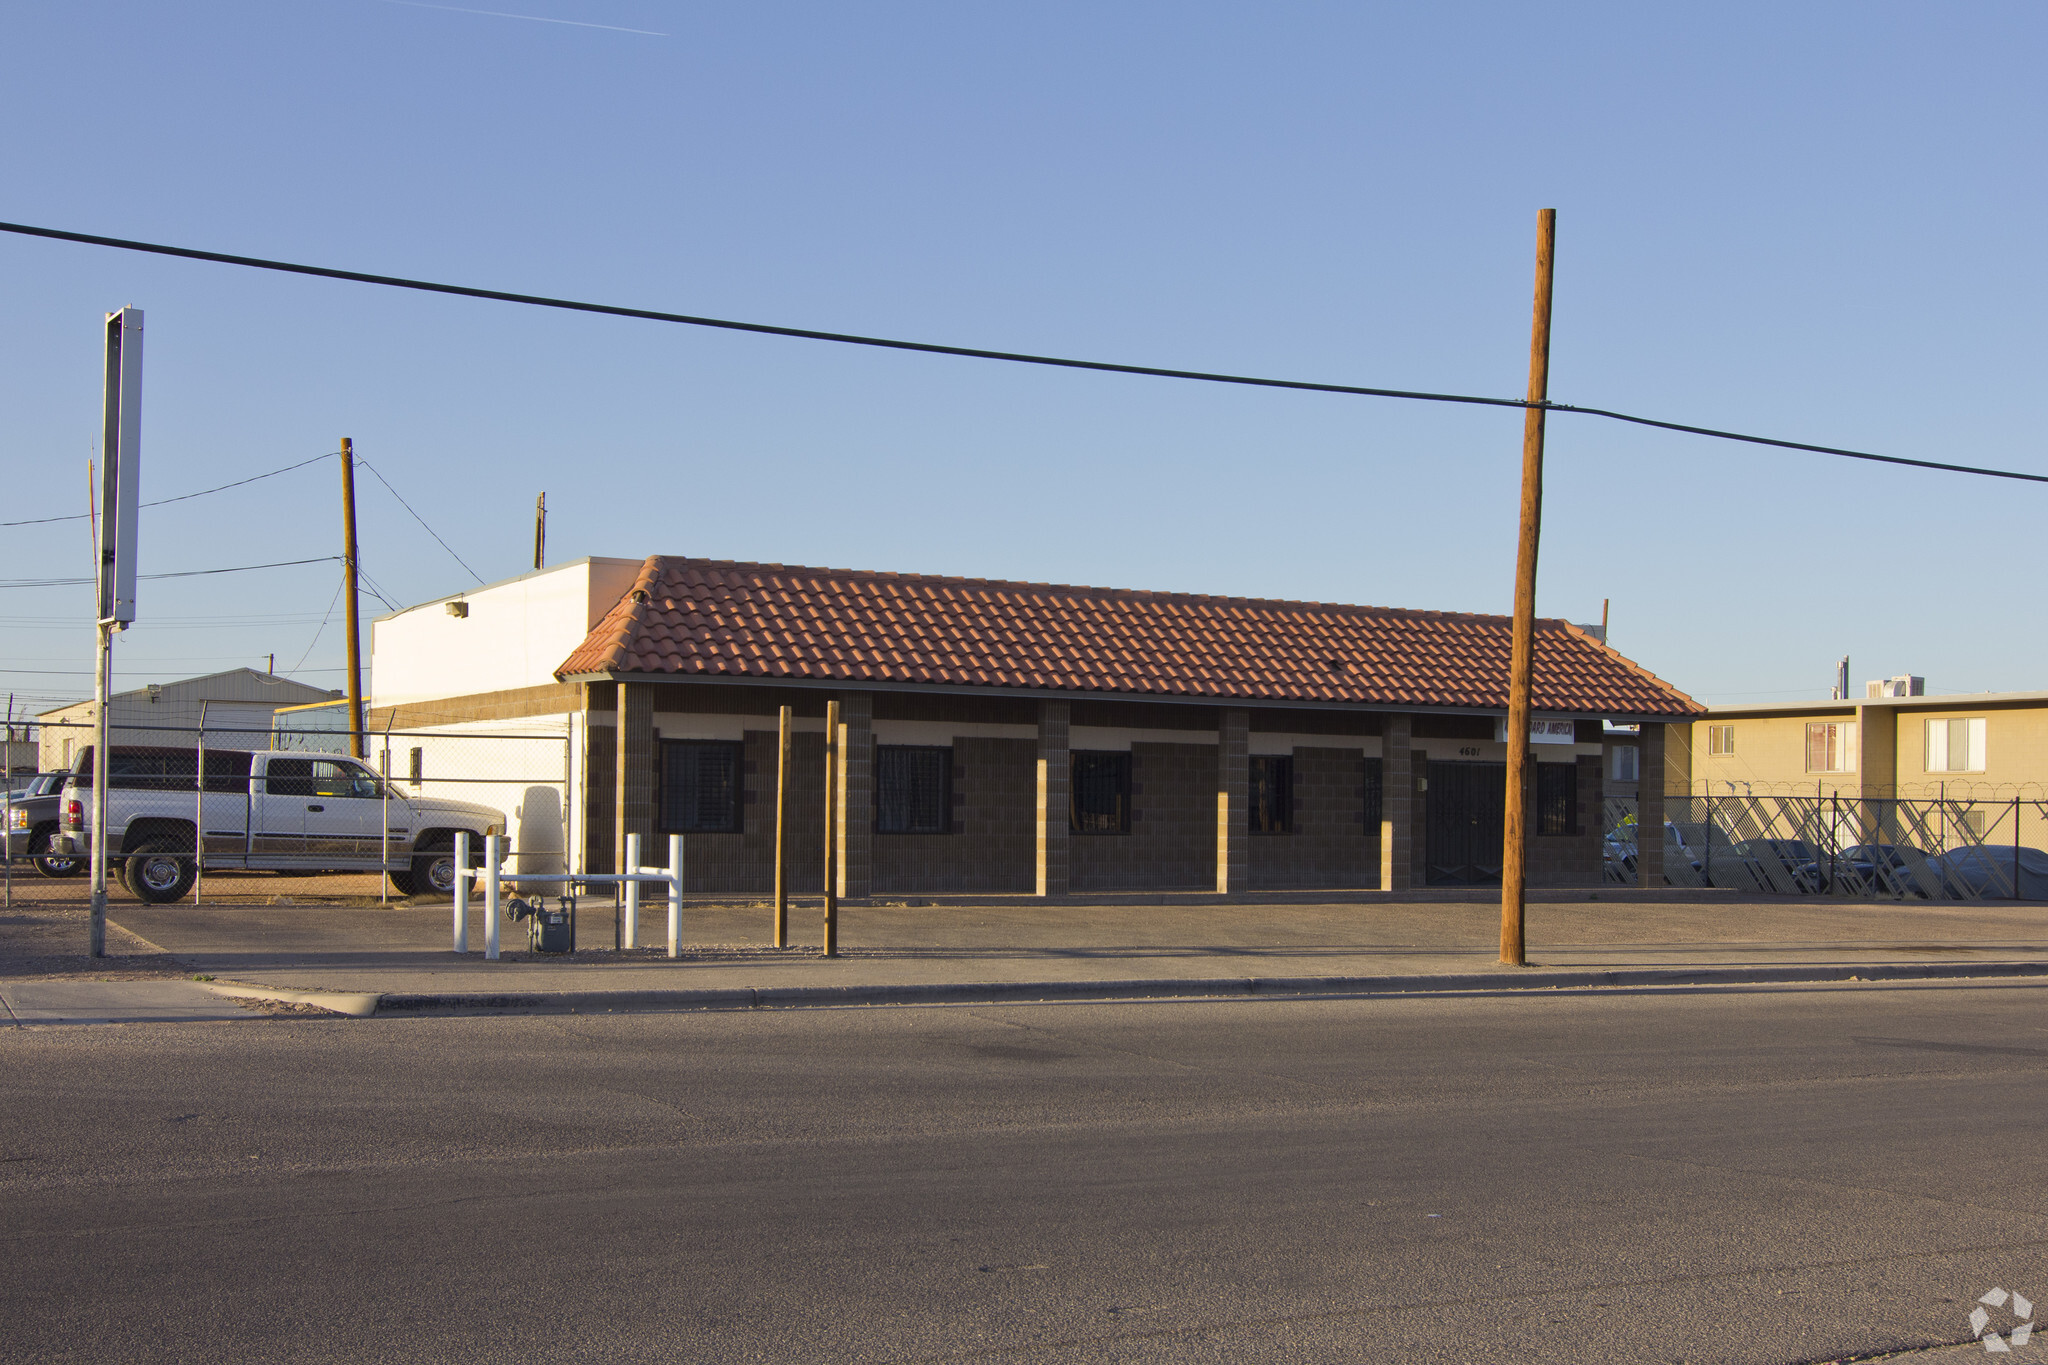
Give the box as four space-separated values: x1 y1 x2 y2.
556 556 1701 717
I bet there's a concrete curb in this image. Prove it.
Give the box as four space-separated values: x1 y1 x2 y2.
364 959 2048 1016
200 983 382 1017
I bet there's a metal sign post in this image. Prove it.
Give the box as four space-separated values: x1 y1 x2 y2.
89 307 143 958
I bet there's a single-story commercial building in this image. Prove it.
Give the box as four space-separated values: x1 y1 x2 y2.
369 556 1702 894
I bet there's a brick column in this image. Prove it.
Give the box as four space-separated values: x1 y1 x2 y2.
1035 700 1070 896
613 680 655 876
581 683 616 875
1379 713 1413 891
1217 708 1248 893
1637 724 1665 887
836 691 873 897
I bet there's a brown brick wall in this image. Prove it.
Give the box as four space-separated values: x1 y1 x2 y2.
1070 741 1217 892
662 728 827 895
368 681 582 731
1249 746 1380 890
872 736 1036 894
1525 754 1604 888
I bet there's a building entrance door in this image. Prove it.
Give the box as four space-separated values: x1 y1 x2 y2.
1426 760 1506 885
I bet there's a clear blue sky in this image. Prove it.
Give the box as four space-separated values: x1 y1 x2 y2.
3 1 2043 716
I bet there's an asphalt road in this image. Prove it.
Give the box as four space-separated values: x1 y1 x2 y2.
4 983 2046 1363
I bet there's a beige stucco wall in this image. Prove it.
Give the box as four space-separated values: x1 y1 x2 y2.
1690 699 2048 801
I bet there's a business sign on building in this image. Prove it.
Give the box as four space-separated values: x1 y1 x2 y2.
1496 717 1579 745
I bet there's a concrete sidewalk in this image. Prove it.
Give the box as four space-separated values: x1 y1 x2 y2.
96 892 2048 1012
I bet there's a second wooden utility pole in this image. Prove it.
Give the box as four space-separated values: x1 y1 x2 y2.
1500 209 1557 968
533 492 546 571
339 438 365 760
822 699 839 956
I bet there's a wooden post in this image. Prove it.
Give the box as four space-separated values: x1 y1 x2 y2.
822 698 839 956
1501 208 1556 968
774 704 790 946
339 438 365 760
533 492 546 571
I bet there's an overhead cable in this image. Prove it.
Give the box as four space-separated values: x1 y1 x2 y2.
352 455 485 584
0 555 341 590
1 220 2042 486
0 450 339 528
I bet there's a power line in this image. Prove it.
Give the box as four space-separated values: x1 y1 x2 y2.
3 219 2044 486
0 556 340 590
352 455 485 584
289 568 349 676
0 450 337 527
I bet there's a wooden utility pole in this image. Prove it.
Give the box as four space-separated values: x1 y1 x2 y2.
822 699 839 956
774 704 791 946
533 492 546 571
340 438 365 759
1501 209 1556 968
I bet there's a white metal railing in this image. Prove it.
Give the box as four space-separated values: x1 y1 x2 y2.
454 831 686 960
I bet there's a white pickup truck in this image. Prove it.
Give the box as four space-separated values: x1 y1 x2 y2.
53 745 506 904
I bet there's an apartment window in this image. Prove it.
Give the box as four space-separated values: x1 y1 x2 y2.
1925 717 1987 773
1537 763 1579 836
1958 807 1987 838
877 745 951 834
1707 725 1735 755
1249 755 1293 834
1363 756 1384 830
660 740 742 833
1611 744 1640 783
1071 751 1131 834
1804 721 1858 774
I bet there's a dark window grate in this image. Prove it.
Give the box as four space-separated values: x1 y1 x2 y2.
877 746 951 834
661 740 743 834
1537 763 1578 836
1249 755 1293 834
1071 751 1131 834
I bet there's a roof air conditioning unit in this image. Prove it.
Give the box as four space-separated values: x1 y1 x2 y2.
1865 675 1925 698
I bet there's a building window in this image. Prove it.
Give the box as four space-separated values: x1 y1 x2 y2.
660 740 742 833
1363 756 1383 831
877 745 951 834
1805 722 1858 774
1071 751 1131 834
1707 725 1735 755
1537 763 1578 836
1958 807 1987 838
1249 755 1293 834
1611 744 1640 782
1925 717 1986 773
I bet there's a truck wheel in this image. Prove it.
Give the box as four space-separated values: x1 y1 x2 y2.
29 827 85 878
388 869 420 897
125 843 196 903
412 839 459 897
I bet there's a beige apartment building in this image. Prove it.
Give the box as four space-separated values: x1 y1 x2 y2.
1674 688 2048 848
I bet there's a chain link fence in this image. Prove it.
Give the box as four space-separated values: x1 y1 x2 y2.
4 717 572 905
1602 791 2048 900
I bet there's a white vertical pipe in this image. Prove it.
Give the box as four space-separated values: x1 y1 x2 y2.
484 833 501 961
668 833 683 959
453 830 469 953
623 831 641 951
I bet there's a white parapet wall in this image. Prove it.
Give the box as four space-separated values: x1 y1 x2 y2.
370 557 642 708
